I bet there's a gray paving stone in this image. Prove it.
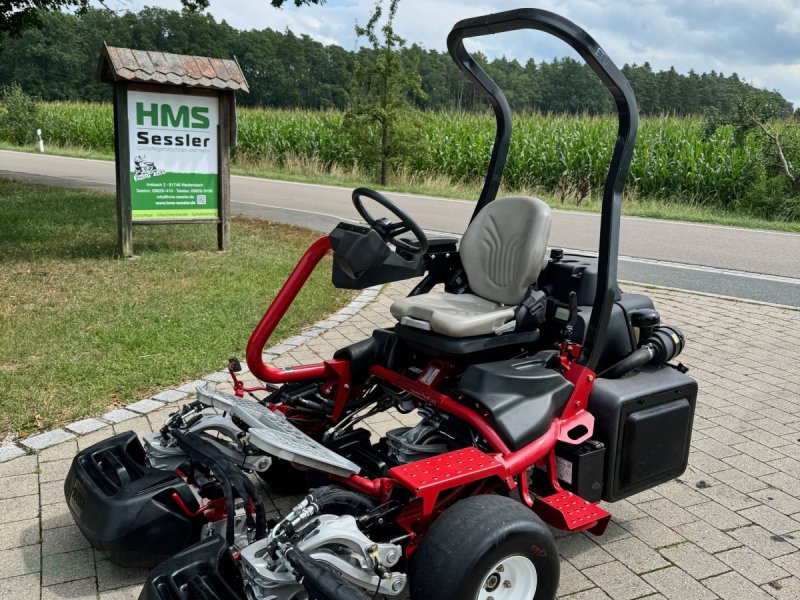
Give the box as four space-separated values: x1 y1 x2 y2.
0 494 39 524
557 559 593 596
126 398 164 414
705 571 773 600
738 505 800 536
101 408 137 423
20 428 75 450
95 558 149 592
0 544 41 579
0 473 38 500
177 379 207 393
266 343 295 354
99 585 145 599
42 524 91 556
583 561 654 600
642 566 717 600
660 541 729 579
0 573 41 600
730 525 799 559
41 577 97 600
41 548 94 586
687 500 751 530
64 418 108 435
558 533 614 570
0 454 36 477
638 497 696 527
560 589 613 600
620 516 686 549
0 518 39 551
38 439 78 462
761 576 800 599
151 389 187 402
0 445 26 463
717 547 789 586
604 536 669 574
202 371 230 383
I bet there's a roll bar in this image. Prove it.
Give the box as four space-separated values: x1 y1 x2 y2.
446 9 639 371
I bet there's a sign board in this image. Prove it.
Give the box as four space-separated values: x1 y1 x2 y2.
127 91 219 221
99 45 248 256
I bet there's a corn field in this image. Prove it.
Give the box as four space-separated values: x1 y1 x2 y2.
3 102 769 208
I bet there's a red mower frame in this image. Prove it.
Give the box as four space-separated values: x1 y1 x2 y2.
233 7 639 553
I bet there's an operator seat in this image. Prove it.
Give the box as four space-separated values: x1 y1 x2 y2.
390 196 551 337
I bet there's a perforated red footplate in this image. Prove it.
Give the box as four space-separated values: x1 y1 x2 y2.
388 447 506 514
533 491 611 535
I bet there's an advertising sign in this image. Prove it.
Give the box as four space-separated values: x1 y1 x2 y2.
127 90 219 220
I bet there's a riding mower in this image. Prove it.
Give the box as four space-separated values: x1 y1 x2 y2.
64 9 697 600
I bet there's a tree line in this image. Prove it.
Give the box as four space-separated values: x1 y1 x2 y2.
0 6 793 117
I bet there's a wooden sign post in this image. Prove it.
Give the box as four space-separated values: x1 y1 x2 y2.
98 45 248 256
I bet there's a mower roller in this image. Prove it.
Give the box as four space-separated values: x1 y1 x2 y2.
65 8 698 600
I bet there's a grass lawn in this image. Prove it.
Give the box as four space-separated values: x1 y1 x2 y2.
0 178 355 436
3 142 798 233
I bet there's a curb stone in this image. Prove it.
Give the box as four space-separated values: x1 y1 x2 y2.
0 285 383 463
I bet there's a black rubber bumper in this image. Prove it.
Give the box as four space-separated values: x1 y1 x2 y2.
139 534 245 600
64 431 204 568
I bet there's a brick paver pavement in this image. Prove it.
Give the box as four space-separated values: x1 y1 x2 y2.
1 280 798 599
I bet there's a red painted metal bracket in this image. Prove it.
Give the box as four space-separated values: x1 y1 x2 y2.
533 491 611 535
388 447 507 514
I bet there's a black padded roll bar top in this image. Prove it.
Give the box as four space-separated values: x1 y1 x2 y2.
446 8 639 371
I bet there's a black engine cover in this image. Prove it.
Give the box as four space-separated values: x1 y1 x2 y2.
458 356 574 451
64 431 204 567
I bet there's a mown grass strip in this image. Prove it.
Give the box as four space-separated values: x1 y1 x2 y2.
0 178 354 436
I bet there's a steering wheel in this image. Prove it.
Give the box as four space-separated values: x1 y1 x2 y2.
352 187 429 256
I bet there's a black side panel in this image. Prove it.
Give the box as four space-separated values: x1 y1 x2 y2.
139 535 245 600
570 293 655 372
333 329 400 386
64 431 202 568
330 223 424 289
590 366 697 501
458 356 574 450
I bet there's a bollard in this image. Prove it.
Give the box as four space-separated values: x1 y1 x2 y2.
36 128 45 153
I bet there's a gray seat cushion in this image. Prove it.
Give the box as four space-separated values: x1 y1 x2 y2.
389 196 551 338
390 292 514 338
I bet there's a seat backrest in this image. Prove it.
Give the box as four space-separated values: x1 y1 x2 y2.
459 196 551 305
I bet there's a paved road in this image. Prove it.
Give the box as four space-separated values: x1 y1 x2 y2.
2 150 799 306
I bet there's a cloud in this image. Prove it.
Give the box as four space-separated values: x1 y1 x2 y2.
123 0 800 106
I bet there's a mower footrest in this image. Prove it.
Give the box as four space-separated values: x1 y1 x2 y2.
533 491 610 535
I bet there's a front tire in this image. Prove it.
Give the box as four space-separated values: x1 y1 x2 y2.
410 495 559 600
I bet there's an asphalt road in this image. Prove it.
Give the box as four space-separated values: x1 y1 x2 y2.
2 149 799 307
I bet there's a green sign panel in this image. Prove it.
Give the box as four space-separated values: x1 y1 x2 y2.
127 90 219 220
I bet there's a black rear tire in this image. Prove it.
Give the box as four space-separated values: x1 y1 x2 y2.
410 495 559 600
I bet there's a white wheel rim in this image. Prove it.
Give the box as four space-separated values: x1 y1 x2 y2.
476 554 538 600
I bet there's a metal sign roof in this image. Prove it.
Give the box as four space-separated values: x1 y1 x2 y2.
98 44 249 93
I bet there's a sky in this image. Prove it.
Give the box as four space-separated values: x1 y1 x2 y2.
123 0 800 108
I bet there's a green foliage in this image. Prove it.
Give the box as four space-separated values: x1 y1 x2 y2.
0 82 39 145
0 7 792 117
704 91 800 219
13 101 797 220
344 0 426 184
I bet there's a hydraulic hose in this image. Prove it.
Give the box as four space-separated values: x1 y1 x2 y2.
599 324 685 379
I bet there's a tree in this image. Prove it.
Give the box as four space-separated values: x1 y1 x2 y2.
344 0 426 184
706 90 799 194
0 0 322 38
